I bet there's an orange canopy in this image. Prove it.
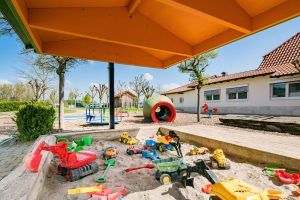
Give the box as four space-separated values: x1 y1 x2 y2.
1 0 300 68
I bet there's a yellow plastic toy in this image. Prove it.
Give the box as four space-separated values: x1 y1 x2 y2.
68 184 102 195
119 132 137 145
211 179 286 200
210 149 230 169
189 146 209 155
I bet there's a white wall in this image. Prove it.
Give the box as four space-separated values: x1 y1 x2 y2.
165 74 300 115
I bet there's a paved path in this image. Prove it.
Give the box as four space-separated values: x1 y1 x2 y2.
163 124 300 159
0 141 32 180
220 114 300 124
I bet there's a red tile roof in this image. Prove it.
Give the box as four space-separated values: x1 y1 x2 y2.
114 90 137 98
259 33 300 69
162 82 195 95
163 33 300 94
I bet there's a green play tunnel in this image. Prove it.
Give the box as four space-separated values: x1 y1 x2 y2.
143 95 176 123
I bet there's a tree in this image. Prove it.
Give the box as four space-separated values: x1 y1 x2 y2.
155 84 164 95
13 82 27 101
0 13 14 37
18 55 53 101
94 84 108 106
49 89 57 105
35 55 85 130
82 94 91 105
88 84 97 105
130 75 146 108
68 90 75 104
0 83 13 101
178 51 218 122
142 81 155 99
116 80 127 106
73 88 81 107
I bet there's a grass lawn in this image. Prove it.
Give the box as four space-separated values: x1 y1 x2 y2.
123 107 143 112
54 108 77 114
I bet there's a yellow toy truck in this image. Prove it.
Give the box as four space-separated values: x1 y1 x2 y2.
210 149 230 169
119 132 137 145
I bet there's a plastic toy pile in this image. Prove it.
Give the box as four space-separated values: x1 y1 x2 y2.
24 131 296 200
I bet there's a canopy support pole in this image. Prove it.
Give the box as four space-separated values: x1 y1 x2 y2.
108 62 115 129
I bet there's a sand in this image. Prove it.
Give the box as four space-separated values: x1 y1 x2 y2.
40 135 299 200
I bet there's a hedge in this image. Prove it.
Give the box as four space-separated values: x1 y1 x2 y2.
16 102 55 141
0 101 28 112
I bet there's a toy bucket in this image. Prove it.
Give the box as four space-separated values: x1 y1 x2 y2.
73 146 84 152
83 137 92 146
75 139 84 146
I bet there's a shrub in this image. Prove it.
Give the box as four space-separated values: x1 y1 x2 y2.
0 101 28 112
16 102 56 141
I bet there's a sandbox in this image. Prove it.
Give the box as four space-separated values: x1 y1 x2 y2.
1 127 299 200
38 129 298 200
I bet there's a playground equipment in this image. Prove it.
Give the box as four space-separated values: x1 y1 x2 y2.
202 103 218 118
86 105 122 125
143 95 176 123
25 141 98 181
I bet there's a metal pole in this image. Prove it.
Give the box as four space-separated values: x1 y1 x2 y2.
108 62 115 129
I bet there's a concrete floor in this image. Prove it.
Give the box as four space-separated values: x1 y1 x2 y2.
163 124 300 160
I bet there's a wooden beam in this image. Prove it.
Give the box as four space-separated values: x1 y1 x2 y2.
193 29 244 56
12 0 42 52
252 0 300 31
156 0 252 34
128 0 142 16
163 55 188 68
28 7 192 57
42 38 163 68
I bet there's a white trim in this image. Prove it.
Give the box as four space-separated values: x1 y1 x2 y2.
270 81 300 100
226 84 249 101
269 76 300 84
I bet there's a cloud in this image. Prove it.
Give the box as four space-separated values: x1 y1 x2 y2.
65 80 72 85
144 73 153 81
161 83 180 91
17 77 28 83
0 80 11 85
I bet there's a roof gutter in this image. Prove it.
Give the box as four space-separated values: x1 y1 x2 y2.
0 0 37 52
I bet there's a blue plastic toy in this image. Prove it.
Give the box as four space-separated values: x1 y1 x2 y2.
141 149 160 160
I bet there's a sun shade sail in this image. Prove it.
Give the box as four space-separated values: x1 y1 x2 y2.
1 0 299 68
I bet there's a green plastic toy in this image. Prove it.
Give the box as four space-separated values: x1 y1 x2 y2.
96 158 116 183
263 167 298 176
56 136 93 152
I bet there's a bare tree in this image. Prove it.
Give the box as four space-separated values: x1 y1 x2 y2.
155 84 164 95
94 84 108 106
130 75 146 108
142 81 155 99
105 88 109 107
0 83 13 101
0 13 14 36
18 56 53 101
88 85 97 104
49 89 57 105
73 88 81 107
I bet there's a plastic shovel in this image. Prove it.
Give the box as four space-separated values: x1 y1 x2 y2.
96 158 116 183
124 163 155 172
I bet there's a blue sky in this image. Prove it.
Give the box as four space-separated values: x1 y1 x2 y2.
0 16 300 96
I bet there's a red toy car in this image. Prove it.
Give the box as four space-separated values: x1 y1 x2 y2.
25 141 99 181
126 146 142 155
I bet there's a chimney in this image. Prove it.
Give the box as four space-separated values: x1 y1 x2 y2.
221 72 227 76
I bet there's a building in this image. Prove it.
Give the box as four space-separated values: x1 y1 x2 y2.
114 90 137 108
163 33 300 116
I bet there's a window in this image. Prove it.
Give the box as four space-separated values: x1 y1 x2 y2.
204 89 220 101
271 82 300 98
289 82 300 97
179 97 184 103
226 86 248 100
272 83 286 97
